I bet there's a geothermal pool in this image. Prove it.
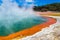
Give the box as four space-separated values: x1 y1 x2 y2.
0 0 56 40
0 16 47 36
0 0 48 37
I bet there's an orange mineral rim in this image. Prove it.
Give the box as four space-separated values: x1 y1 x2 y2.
0 17 56 40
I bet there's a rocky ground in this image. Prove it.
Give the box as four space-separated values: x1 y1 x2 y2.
12 12 60 40
19 16 60 40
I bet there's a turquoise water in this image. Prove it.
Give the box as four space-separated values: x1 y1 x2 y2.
0 16 47 36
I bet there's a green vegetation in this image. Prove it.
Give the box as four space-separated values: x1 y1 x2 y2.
33 3 60 12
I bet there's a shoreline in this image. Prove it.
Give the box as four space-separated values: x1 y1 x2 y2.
0 17 56 40
20 16 60 40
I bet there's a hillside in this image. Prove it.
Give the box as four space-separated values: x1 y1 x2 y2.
33 3 60 12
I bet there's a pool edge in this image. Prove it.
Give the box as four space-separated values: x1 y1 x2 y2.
0 17 56 40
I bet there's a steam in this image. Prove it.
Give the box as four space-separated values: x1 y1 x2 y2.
0 0 48 36
0 0 36 27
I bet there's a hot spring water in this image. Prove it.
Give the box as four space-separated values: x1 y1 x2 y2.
0 0 47 36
